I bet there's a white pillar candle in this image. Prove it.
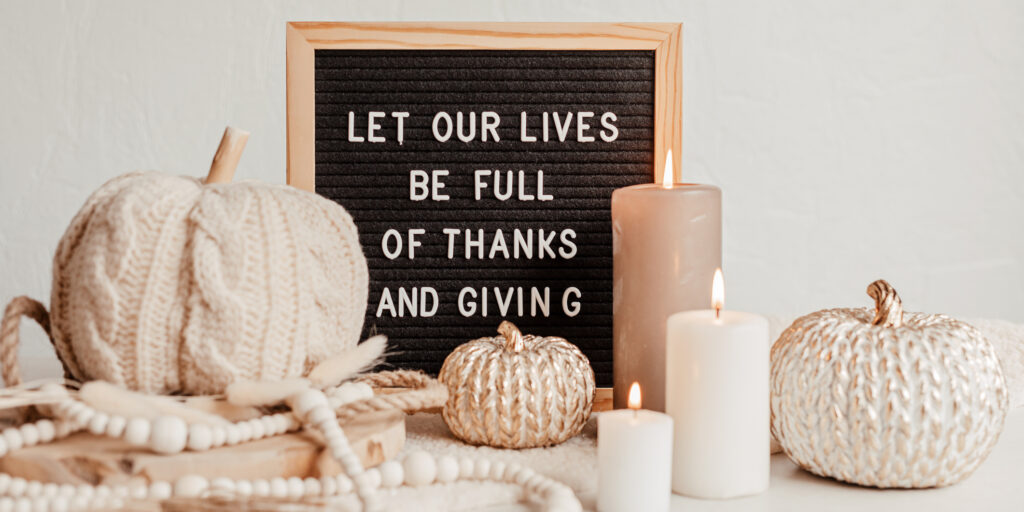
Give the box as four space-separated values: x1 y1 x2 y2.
598 383 673 512
665 269 770 499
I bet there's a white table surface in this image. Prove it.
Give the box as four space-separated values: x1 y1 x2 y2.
483 408 1024 512
662 408 1024 512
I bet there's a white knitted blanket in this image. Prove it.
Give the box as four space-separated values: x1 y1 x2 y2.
384 317 1024 512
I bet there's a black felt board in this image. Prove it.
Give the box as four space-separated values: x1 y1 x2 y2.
314 50 655 386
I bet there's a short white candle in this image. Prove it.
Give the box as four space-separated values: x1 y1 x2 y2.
665 269 770 499
598 383 673 512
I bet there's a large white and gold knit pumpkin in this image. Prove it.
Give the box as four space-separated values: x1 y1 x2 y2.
48 170 368 395
439 321 596 449
771 280 1008 488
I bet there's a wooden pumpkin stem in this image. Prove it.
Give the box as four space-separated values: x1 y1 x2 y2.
205 126 250 184
497 321 525 352
867 279 904 327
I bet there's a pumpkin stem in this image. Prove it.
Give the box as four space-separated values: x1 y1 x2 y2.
867 279 904 327
205 126 250 184
497 321 525 352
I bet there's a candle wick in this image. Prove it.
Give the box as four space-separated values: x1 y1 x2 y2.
715 306 721 320
633 408 638 420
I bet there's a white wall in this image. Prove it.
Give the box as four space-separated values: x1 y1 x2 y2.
2 0 1022 368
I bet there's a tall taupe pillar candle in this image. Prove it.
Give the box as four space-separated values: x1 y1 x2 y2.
611 181 721 411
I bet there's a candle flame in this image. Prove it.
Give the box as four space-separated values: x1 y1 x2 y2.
627 382 642 410
661 150 674 189
712 268 724 318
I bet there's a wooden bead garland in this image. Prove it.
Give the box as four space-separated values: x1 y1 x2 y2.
0 373 583 512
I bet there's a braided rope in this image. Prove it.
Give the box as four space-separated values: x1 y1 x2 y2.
0 296 52 388
336 370 447 423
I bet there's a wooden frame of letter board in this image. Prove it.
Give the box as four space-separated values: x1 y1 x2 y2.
286 22 682 408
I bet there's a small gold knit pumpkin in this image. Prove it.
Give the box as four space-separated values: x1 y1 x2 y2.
771 280 1009 488
438 321 596 449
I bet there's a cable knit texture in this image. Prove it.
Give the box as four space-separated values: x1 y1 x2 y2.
48 171 368 395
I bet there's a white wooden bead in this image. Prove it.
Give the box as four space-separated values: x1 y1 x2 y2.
7 478 26 496
359 468 382 490
57 485 74 497
331 386 363 405
505 463 525 483
307 407 334 427
148 481 172 500
41 483 58 498
123 418 151 445
473 459 491 480
289 390 329 418
489 461 507 481
33 421 55 444
286 477 304 499
70 408 94 427
320 476 337 496
234 480 253 497
150 416 188 454
11 498 28 512
524 474 547 491
0 438 8 457
336 453 362 473
303 477 321 497
112 485 130 498
515 468 536 486
50 496 69 512
3 429 24 452
62 403 85 418
378 461 404 488
281 416 299 431
251 479 270 497
458 457 475 479
269 477 288 498
24 480 41 497
173 475 208 498
0 474 9 493
236 422 253 443
70 496 89 511
105 416 127 438
335 475 353 494
73 485 92 500
87 413 109 436
404 451 437 487
187 424 212 452
210 477 235 494
436 456 459 483
53 422 73 439
94 485 110 498
18 425 38 447
210 425 227 447
129 483 147 500
248 418 265 440
260 415 281 435
224 425 241 445
547 489 583 512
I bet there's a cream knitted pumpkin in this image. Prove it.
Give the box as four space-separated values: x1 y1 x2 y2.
48 170 368 395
